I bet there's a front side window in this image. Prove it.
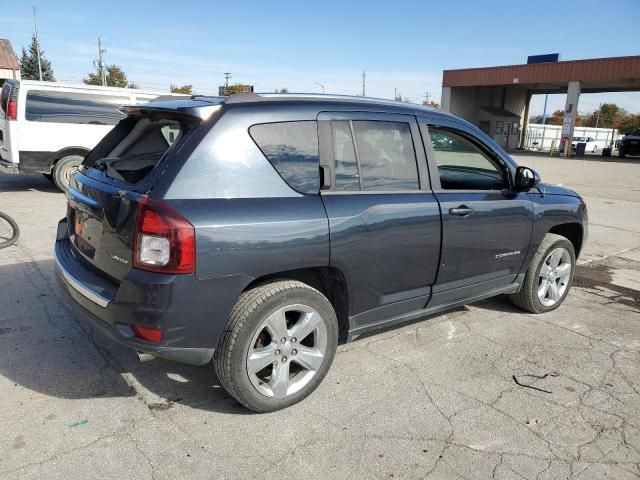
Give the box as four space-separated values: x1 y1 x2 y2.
331 120 419 192
25 90 129 125
429 127 506 190
249 121 319 194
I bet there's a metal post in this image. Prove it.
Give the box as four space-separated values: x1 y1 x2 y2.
314 82 325 94
540 94 548 151
362 70 366 96
33 6 43 81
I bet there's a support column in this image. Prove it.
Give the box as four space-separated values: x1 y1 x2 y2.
441 87 451 112
561 81 581 157
519 90 532 149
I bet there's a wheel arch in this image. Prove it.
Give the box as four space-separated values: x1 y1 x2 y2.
548 222 584 257
243 266 350 342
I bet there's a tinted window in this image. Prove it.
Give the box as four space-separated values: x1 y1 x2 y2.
249 121 319 194
332 121 360 191
429 127 505 190
330 120 419 192
25 90 129 125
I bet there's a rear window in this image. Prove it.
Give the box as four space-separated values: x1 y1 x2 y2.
88 116 192 184
249 121 319 194
25 90 129 125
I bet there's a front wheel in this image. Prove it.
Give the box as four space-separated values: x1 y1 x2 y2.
53 155 83 191
509 233 575 313
214 280 338 412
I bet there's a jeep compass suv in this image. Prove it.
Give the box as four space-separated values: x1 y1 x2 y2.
55 93 588 412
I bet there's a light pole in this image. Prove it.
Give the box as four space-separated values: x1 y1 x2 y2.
314 82 325 94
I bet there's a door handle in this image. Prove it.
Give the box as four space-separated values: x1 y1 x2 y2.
449 205 474 217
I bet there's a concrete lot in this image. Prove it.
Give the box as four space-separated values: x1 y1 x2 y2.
0 153 639 480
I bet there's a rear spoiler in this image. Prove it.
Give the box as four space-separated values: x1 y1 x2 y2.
119 98 224 120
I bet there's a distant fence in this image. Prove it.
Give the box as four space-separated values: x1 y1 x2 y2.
524 124 621 151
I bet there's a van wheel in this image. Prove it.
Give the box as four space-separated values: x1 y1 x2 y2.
53 155 83 191
214 280 338 412
509 233 575 314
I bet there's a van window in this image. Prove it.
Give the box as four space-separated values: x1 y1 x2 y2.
249 121 319 194
25 90 129 125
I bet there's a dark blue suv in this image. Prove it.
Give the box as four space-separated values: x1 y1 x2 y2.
55 93 588 411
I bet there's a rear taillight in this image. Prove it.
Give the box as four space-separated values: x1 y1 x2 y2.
133 197 195 274
7 99 17 120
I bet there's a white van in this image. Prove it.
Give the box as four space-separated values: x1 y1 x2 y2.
0 80 170 190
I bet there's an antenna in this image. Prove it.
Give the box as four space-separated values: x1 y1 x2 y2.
33 6 43 81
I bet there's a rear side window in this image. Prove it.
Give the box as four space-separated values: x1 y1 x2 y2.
331 120 419 192
25 90 129 125
249 121 319 194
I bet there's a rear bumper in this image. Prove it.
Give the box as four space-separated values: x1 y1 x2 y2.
54 219 251 365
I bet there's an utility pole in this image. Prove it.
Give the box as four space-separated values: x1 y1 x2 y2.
224 72 231 87
32 6 43 81
362 70 366 96
424 91 430 105
595 103 602 128
314 82 325 94
93 38 107 86
394 87 397 100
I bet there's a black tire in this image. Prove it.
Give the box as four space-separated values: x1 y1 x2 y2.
52 155 83 191
619 149 626 158
0 211 19 248
42 173 53 182
214 280 338 412
509 233 575 314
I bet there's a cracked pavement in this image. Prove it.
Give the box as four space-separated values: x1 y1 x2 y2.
1 153 639 479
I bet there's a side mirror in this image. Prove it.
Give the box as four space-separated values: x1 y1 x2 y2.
515 166 541 191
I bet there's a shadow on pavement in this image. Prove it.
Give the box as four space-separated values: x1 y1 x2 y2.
0 258 247 414
0 173 61 193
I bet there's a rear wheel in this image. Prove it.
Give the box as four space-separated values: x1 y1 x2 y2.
214 280 338 412
619 148 626 158
509 233 575 313
53 155 83 191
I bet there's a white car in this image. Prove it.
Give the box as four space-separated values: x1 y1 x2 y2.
0 80 174 190
571 136 601 153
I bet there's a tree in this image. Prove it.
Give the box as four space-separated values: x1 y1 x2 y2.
170 84 193 95
423 100 440 108
20 35 55 81
273 87 289 94
84 64 136 88
617 114 640 134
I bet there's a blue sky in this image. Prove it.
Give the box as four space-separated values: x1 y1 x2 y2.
1 0 639 115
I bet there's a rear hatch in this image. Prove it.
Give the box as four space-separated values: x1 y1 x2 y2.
65 105 206 282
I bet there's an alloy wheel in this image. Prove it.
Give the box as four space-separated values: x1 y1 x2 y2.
246 304 328 398
538 247 572 307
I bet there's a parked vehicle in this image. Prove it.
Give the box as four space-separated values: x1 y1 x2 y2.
55 93 588 412
618 130 640 158
571 136 601 153
0 80 168 190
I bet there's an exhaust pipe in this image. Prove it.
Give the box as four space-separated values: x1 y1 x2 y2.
137 351 156 363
